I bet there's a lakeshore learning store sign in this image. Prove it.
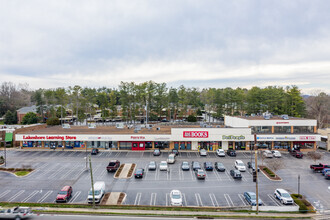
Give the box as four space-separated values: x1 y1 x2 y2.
22 135 77 141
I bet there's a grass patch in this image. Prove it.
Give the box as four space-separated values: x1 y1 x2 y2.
291 194 315 213
15 171 30 176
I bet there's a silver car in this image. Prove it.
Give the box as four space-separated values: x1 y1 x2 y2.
200 149 207 156
148 161 156 170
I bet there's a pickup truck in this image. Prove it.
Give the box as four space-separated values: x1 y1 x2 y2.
106 160 120 172
0 206 32 219
310 163 330 172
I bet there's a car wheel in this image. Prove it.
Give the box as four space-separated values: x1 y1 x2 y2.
281 199 284 204
274 194 277 199
15 216 21 220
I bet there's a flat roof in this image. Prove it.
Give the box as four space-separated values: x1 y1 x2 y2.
235 116 311 121
15 124 212 135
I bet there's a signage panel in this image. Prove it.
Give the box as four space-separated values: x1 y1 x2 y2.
183 131 209 138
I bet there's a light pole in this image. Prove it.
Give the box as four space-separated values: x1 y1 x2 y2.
298 174 300 195
254 134 259 213
89 156 95 208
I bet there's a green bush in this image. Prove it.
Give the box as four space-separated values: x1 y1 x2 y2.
263 167 275 177
22 112 38 124
187 115 197 122
46 117 60 126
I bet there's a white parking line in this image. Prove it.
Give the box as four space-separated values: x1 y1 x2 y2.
70 191 82 203
182 193 187 206
37 190 53 203
150 193 156 206
213 170 222 181
134 193 141 206
268 194 281 206
225 170 234 181
195 193 203 207
224 194 234 207
60 164 80 180
209 193 218 207
114 152 120 157
179 169 184 180
8 190 25 202
238 194 248 206
22 190 39 202
0 190 11 199
166 193 169 206
48 166 68 179
190 170 195 180
187 152 191 158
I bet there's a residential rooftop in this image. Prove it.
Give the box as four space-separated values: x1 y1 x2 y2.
234 115 313 121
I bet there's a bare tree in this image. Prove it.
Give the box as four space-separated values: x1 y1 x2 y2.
305 91 330 128
266 159 285 178
307 151 323 164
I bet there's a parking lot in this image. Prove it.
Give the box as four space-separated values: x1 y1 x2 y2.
0 149 329 210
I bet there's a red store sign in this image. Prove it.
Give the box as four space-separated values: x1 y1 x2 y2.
183 131 209 138
299 136 316 140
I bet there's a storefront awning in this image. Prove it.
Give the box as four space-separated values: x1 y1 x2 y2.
5 133 13 142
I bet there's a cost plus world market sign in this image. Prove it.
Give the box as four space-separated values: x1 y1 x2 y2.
183 131 209 138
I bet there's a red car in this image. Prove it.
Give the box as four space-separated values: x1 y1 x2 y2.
56 186 72 203
291 150 303 158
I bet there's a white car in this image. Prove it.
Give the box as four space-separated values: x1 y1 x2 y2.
159 161 168 171
234 160 246 172
167 154 176 164
274 189 294 205
170 190 183 206
216 149 225 157
272 150 282 158
263 150 273 158
0 207 32 219
200 149 207 156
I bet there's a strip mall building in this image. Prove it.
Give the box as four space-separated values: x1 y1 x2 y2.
14 116 321 152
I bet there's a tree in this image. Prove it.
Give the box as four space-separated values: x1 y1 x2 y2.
21 112 38 124
187 114 197 122
266 159 285 178
286 86 306 117
307 151 323 163
46 117 60 126
306 92 329 128
4 110 17 124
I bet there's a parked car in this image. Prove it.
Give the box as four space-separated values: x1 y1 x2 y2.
170 190 183 206
91 148 99 155
290 150 303 158
191 161 201 171
204 162 214 171
310 163 330 172
56 186 72 203
195 169 206 179
199 149 207 156
106 160 120 172
322 168 330 176
244 192 263 206
181 161 190 171
272 150 282 158
214 162 225 172
230 170 242 179
167 154 176 164
247 162 260 172
227 149 236 157
235 160 246 172
171 149 179 156
134 168 145 178
325 172 330 180
88 181 105 203
0 207 32 219
263 150 273 158
274 189 294 205
216 149 225 157
153 149 161 156
159 161 168 171
148 161 156 171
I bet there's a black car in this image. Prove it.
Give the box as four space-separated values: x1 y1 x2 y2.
91 148 99 155
191 161 201 171
204 162 213 171
230 169 242 179
171 149 179 156
153 149 161 156
247 162 260 172
227 150 236 157
214 162 225 172
134 168 144 178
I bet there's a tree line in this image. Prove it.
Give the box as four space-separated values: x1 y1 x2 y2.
0 81 328 127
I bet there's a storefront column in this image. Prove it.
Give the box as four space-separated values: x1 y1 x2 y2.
290 141 293 150
271 141 274 150
314 142 317 150
152 142 155 150
291 126 294 134
42 141 45 149
271 126 274 133
246 142 250 151
20 141 23 148
117 142 120 150
169 142 174 150
191 142 198 151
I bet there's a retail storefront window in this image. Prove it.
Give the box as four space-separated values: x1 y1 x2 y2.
235 141 246 150
251 126 272 134
293 126 314 134
273 141 290 149
155 141 169 149
274 126 291 134
145 142 153 149
228 142 234 149
293 142 314 150
255 141 271 149
119 142 132 150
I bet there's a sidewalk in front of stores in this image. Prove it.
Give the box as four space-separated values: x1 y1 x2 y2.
35 207 319 219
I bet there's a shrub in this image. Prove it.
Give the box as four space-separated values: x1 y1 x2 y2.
263 167 275 177
187 115 197 122
46 117 60 126
21 112 38 124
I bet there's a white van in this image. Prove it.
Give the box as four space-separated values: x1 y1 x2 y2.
167 154 176 164
88 181 105 204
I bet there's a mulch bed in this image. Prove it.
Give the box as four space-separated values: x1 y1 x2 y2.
100 192 111 205
0 167 34 173
114 164 125 178
259 165 281 180
117 192 126 205
127 164 136 178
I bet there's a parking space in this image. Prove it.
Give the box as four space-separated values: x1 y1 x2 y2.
1 149 329 209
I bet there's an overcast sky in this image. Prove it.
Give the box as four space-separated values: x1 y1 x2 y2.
1 0 330 94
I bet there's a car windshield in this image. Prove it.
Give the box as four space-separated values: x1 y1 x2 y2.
155 150 159 152
109 162 116 166
282 193 291 198
58 191 67 195
182 162 188 166
169 155 174 159
172 194 181 199
218 163 224 167
160 162 167 166
150 162 155 165
136 170 142 174
238 162 244 166
198 170 204 174
250 194 256 199
89 190 101 195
